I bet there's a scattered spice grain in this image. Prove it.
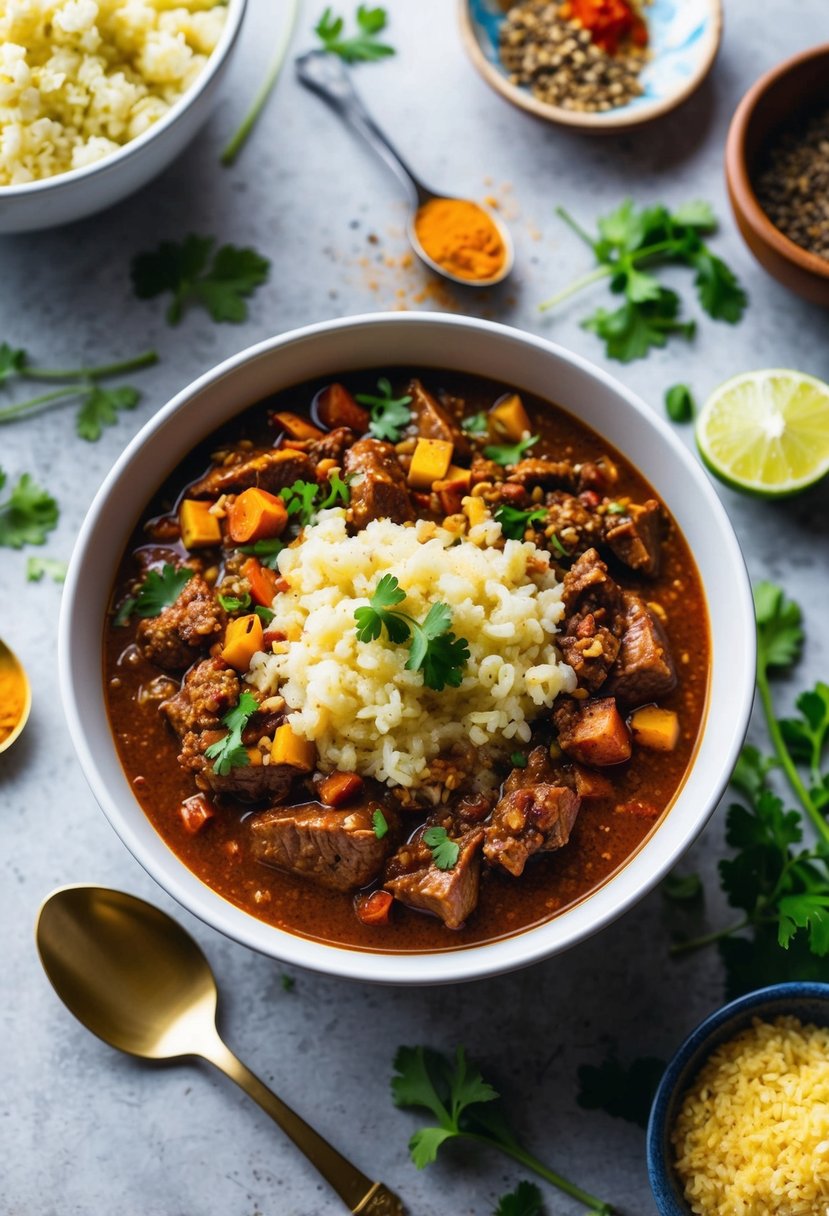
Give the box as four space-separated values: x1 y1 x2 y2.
755 106 829 261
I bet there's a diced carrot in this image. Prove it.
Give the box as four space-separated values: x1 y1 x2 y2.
221 614 264 671
355 890 393 926
434 465 473 515
560 698 632 767
179 499 222 549
319 771 364 807
489 393 532 442
272 411 323 441
179 793 215 835
241 557 281 607
227 488 288 544
316 383 370 433
271 724 315 771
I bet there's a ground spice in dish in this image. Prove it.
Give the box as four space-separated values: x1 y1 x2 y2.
499 0 647 113
413 198 507 282
0 665 27 746
755 106 829 261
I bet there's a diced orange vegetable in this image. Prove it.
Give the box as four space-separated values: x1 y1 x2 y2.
355 890 393 926
227 488 288 545
434 465 473 516
271 724 315 771
573 764 613 799
221 614 264 671
462 496 487 528
316 382 370 433
489 393 532 442
629 705 679 751
272 411 323 441
319 771 364 807
408 438 454 489
241 557 281 608
179 499 221 550
560 698 632 767
179 793 215 835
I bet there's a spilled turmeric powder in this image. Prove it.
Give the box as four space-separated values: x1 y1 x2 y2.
413 198 508 283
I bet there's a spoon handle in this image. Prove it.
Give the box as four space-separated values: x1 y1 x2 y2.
295 50 427 209
201 1035 404 1214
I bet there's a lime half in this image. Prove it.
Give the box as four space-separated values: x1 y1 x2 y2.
696 369 829 497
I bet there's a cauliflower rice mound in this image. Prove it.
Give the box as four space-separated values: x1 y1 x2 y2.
247 510 578 789
0 0 227 185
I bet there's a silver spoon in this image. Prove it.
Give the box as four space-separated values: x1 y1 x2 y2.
295 50 514 287
36 885 404 1216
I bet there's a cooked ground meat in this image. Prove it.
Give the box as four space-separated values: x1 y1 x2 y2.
136 574 226 671
161 658 240 737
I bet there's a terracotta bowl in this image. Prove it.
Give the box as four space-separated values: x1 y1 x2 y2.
725 44 829 307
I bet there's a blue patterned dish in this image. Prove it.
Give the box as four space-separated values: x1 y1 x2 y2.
460 0 722 130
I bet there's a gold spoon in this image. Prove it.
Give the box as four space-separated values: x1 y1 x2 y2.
0 638 31 754
36 886 404 1216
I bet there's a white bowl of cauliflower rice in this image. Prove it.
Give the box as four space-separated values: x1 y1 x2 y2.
0 0 246 233
59 313 756 983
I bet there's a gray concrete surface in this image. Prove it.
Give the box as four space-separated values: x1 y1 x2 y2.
1 1 828 1213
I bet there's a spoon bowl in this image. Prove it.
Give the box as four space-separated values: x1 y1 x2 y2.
0 639 32 755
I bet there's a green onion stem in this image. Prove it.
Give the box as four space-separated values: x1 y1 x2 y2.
757 667 829 847
23 350 158 382
220 0 301 166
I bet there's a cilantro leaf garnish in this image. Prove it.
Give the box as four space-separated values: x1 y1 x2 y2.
391 1046 612 1213
461 411 489 436
664 383 695 424
422 826 459 871
254 605 276 625
540 199 747 362
26 557 67 583
318 470 351 510
372 808 389 839
493 504 547 540
0 469 59 549
279 474 351 529
239 537 284 569
204 690 258 776
493 1182 544 1216
661 872 703 903
483 435 538 467
576 1054 666 1129
315 5 395 63
131 235 270 326
115 564 194 624
75 385 140 442
354 575 470 691
356 377 413 442
219 591 252 613
0 342 26 383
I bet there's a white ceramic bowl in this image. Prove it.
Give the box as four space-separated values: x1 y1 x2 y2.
0 0 247 235
59 313 755 984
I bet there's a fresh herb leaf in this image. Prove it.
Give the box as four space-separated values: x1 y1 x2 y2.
279 475 351 528
354 575 469 691
315 4 395 63
318 470 351 510
117 564 194 622
461 411 489 436
0 469 59 549
204 690 258 775
372 808 389 839
219 591 252 613
662 872 703 903
494 1181 544 1216
254 605 276 625
689 247 748 323
26 556 67 583
582 292 695 363
239 537 284 569
510 751 527 769
550 533 567 558
665 383 695 424
605 501 627 515
131 236 270 326
356 377 412 442
280 972 296 993
391 1046 612 1213
483 434 538 467
493 504 547 540
423 826 460 871
576 1055 666 1128
75 385 139 442
671 200 716 230
0 342 26 383
113 597 137 628
754 581 803 671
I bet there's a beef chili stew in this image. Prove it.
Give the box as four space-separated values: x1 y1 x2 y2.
104 370 710 953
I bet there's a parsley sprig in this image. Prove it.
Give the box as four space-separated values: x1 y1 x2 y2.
131 235 270 326
114 564 194 626
355 378 412 442
671 584 829 995
354 575 470 691
461 411 489 436
0 468 59 549
392 1046 612 1214
483 435 538 467
539 200 748 362
0 340 156 441
205 691 258 776
280 472 350 528
315 5 395 62
493 504 547 540
494 1182 544 1216
422 826 459 871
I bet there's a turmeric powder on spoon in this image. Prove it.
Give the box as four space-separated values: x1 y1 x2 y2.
413 197 508 283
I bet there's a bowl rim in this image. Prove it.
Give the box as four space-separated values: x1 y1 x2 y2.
725 42 829 283
457 0 723 131
646 980 829 1214
0 0 248 200
59 311 756 985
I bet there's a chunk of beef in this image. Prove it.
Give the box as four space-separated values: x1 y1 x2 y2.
249 803 392 891
343 437 415 530
603 499 662 576
559 549 626 692
178 730 297 802
562 547 623 618
161 658 240 738
187 448 313 499
554 696 632 767
309 426 355 464
502 744 559 795
484 784 580 877
136 574 226 671
507 458 578 490
409 379 471 461
604 593 677 707
384 825 483 930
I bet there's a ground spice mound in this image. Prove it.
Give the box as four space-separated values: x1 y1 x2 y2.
755 106 829 262
414 197 506 282
499 0 646 113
